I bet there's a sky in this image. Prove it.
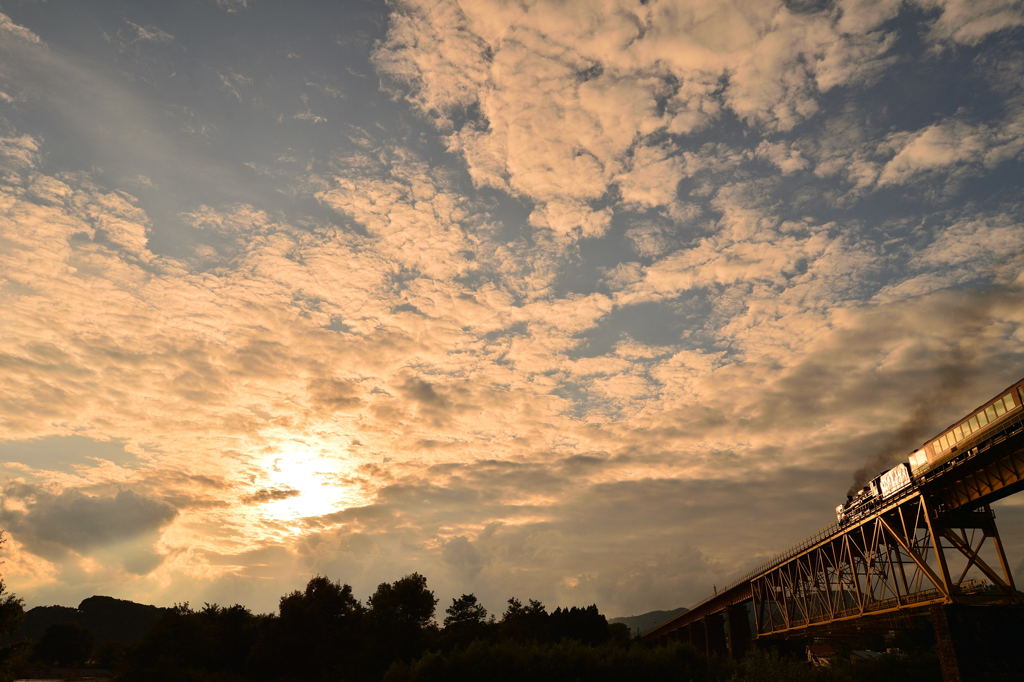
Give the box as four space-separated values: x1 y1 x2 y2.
1 0 1023 619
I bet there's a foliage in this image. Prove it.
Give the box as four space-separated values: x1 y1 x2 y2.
724 647 822 682
369 572 437 630
31 621 94 666
0 564 940 682
262 575 366 681
383 639 706 682
121 601 267 681
0 532 26 682
443 593 487 628
439 593 492 651
500 597 549 641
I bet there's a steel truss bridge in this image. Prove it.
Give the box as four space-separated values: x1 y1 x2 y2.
648 409 1024 680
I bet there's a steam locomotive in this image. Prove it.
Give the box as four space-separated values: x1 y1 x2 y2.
836 376 1024 525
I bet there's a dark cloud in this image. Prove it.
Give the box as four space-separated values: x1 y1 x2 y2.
0 487 177 561
241 487 301 504
441 536 484 581
307 377 363 411
399 377 448 408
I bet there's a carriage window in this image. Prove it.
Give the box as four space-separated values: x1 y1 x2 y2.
985 405 996 421
993 401 1005 417
970 415 980 431
955 424 965 440
977 411 988 427
1006 394 1018 411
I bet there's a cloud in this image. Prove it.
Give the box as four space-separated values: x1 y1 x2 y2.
0 135 41 168
913 214 1024 272
919 0 1024 45
214 0 251 13
2 0 1023 619
0 436 135 473
0 11 41 44
241 487 301 505
375 0 895 238
877 115 1024 185
754 140 810 175
1 487 177 563
122 19 174 45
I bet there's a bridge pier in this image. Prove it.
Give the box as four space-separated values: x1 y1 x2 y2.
705 612 727 657
726 604 751 659
689 618 706 654
931 604 1024 682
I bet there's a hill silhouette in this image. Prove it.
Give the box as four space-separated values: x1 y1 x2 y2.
16 595 168 645
608 608 687 636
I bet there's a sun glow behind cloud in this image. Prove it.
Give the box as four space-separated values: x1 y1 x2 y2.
255 439 364 522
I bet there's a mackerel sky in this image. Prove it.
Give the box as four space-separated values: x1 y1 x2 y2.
1 0 1023 617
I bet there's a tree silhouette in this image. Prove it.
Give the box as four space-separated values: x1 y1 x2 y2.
31 621 93 666
444 593 488 628
441 593 491 651
0 531 25 680
500 597 550 642
367 573 438 670
549 605 608 644
369 572 437 630
269 575 366 681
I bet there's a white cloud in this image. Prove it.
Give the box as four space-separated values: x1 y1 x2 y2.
0 135 41 168
375 0 896 237
754 140 810 175
878 112 1024 185
0 11 41 44
917 0 1024 45
616 144 685 208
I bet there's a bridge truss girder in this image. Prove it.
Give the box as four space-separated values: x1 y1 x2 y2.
751 492 1018 637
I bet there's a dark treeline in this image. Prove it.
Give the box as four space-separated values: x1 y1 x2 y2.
0 571 940 682
120 574 640 681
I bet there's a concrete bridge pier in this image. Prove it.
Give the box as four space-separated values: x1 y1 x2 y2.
931 604 1024 682
726 604 752 659
688 618 707 654
704 613 727 657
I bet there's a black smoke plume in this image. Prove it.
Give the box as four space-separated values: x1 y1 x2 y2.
847 357 969 496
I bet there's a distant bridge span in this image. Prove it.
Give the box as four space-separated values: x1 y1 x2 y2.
648 384 1024 679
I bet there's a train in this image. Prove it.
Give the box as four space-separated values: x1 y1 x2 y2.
836 376 1024 525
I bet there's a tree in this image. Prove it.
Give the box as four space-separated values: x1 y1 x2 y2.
31 621 94 666
0 579 22 640
443 594 488 629
0 533 22 638
367 573 438 670
500 597 549 642
369 572 437 630
271 575 366 681
0 532 26 681
440 593 492 651
549 605 608 644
